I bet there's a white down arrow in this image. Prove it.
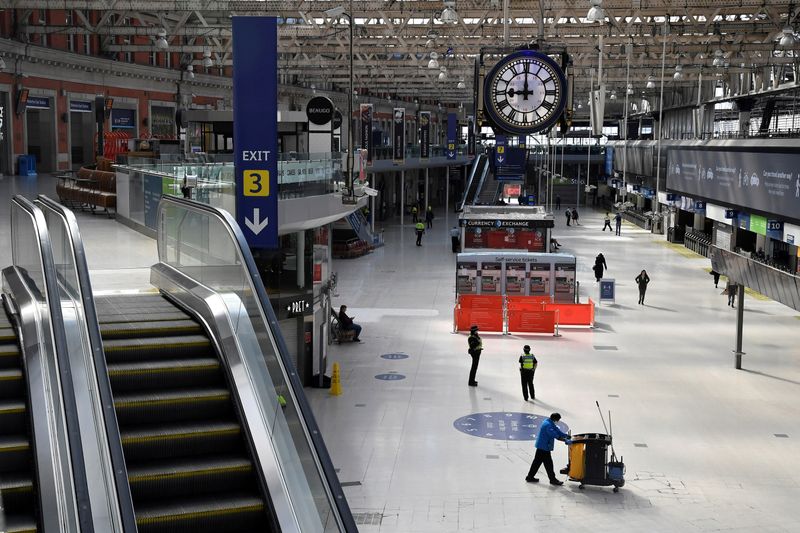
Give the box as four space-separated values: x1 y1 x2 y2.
245 208 269 235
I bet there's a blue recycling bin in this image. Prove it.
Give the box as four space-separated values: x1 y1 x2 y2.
17 155 37 177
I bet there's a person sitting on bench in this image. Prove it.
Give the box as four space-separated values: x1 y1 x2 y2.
339 305 362 342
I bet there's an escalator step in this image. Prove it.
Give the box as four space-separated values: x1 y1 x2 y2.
0 326 16 342
0 342 20 369
4 516 37 533
101 319 203 340
0 472 35 511
115 388 232 425
128 456 255 501
0 436 31 474
135 495 264 533
121 422 243 462
99 311 193 324
0 399 27 435
103 335 212 363
0 369 24 399
108 358 222 392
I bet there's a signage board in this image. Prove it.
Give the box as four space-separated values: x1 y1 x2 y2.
599 278 615 303
749 214 767 236
393 108 405 163
446 113 457 160
70 100 92 113
495 135 506 166
27 96 50 109
233 16 279 249
666 193 679 201
724 209 737 219
360 103 373 164
333 109 343 130
419 111 430 159
667 148 800 222
111 108 135 128
767 220 784 240
306 96 334 125
694 201 706 211
467 115 475 156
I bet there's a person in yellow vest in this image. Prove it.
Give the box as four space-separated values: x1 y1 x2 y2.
411 204 419 223
519 345 538 401
415 221 425 246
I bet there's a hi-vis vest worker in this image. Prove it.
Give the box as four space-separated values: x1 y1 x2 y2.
520 353 537 370
519 344 537 401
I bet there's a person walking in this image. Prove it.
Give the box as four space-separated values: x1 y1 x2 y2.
593 253 608 282
450 226 460 253
726 280 737 307
415 221 425 246
602 212 612 231
467 325 482 386
614 212 622 235
526 413 570 485
519 345 537 401
565 209 571 226
710 270 721 288
571 208 580 226
635 269 650 305
555 195 561 210
411 204 419 223
425 206 434 229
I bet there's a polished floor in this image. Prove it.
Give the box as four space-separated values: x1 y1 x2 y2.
2 175 800 532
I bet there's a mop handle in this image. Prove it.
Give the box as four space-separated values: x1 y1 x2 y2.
596 401 609 434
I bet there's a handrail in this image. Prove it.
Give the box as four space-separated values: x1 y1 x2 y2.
458 154 483 212
36 195 137 533
156 195 357 532
472 157 491 205
7 195 91 531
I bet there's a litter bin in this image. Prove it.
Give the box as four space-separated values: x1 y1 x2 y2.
17 155 37 177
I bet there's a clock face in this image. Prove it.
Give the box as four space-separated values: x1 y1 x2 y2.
483 50 567 135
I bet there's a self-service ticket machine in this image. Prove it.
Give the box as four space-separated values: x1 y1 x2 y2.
456 252 577 300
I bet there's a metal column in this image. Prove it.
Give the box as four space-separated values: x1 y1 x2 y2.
400 171 405 225
734 284 745 369
424 168 429 211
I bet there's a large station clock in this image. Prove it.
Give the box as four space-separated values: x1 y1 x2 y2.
483 49 567 135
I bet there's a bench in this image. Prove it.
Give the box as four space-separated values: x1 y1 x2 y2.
56 166 116 217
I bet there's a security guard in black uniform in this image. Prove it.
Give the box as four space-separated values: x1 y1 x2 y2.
467 325 482 387
519 345 538 401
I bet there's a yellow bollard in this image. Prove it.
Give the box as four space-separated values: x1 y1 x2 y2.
330 362 342 396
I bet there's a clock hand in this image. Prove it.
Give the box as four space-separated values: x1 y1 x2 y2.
523 75 530 100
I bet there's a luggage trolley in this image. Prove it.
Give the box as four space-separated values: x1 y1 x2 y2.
565 433 625 492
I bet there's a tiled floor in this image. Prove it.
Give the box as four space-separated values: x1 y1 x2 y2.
3 175 800 531
309 206 800 532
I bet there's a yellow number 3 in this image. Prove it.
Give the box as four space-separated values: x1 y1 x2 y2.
244 170 269 197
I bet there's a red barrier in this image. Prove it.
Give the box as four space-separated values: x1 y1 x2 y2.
458 295 504 309
454 294 504 332
544 298 595 327
506 295 552 310
507 309 557 334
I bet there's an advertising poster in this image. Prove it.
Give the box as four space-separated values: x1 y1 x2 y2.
505 263 526 295
393 107 405 163
599 278 615 303
529 264 550 296
667 148 800 222
456 261 478 294
554 263 576 302
447 113 457 160
480 262 502 294
360 103 373 164
420 111 431 159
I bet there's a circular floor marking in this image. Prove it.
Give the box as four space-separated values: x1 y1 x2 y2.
380 353 409 360
453 412 570 441
375 373 406 381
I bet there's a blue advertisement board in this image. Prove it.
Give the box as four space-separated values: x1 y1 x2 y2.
111 108 136 128
767 220 784 240
233 17 278 249
446 113 457 160
599 278 615 303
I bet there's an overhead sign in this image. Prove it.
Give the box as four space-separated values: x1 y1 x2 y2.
495 135 506 165
446 112 457 160
393 107 405 164
70 100 92 113
233 16 279 248
360 103 373 164
27 96 50 109
306 96 334 125
666 193 679 201
667 148 800 222
724 209 738 219
419 111 430 159
767 220 784 240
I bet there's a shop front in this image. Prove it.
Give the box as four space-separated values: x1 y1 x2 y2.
25 93 57 172
459 206 554 253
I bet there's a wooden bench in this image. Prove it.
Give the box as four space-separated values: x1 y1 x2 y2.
56 166 116 217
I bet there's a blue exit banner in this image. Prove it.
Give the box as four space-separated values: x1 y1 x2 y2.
233 17 278 249
446 113 457 160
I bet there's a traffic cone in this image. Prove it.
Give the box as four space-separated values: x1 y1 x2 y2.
330 362 342 396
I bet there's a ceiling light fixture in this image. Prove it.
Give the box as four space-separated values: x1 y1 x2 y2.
586 0 605 23
457 79 466 89
779 26 796 47
627 84 634 95
0 57 6 71
155 29 168 50
441 1 459 24
646 75 655 89
428 52 439 69
609 90 617 100
712 49 725 67
186 64 195 79
439 66 447 80
202 50 213 68
673 64 684 81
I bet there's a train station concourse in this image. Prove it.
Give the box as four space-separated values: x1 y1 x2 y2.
0 1 799 532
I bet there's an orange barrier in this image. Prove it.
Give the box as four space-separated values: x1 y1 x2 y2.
506 295 552 310
544 298 595 327
454 294 504 332
507 309 557 334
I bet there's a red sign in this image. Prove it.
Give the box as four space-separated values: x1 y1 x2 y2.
465 227 545 252
313 263 322 283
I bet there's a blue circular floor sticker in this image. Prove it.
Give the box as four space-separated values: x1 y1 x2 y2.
375 373 406 381
453 412 570 441
381 353 409 360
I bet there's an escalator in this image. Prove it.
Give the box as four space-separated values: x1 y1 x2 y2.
458 154 487 211
0 303 37 533
95 293 273 532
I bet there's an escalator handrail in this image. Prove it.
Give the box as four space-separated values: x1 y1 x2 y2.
472 157 491 205
35 195 138 533
9 195 95 532
156 195 358 533
458 154 483 211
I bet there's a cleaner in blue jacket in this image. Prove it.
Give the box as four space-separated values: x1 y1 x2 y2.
526 413 570 485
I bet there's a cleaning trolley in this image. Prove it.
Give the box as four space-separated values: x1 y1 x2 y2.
565 402 625 492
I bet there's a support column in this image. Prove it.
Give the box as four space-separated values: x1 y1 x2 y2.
296 231 305 289
425 168 430 211
734 283 745 369
400 171 405 225
445 165 450 227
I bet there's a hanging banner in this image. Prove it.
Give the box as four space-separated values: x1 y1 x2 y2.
233 16 278 249
360 103 373 164
446 113 457 160
420 111 431 159
467 115 476 156
495 135 506 166
393 107 405 163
